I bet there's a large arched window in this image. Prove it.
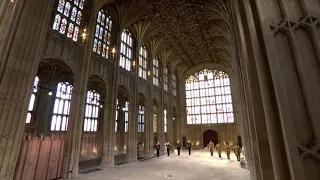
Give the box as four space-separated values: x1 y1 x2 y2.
172 74 177 96
153 58 159 86
50 82 72 131
186 69 234 124
52 0 86 42
120 29 133 71
93 9 112 58
164 109 167 133
84 90 101 132
138 105 145 133
138 46 148 80
163 65 169 91
115 99 119 132
26 76 39 123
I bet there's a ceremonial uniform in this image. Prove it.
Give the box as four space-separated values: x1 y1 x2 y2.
176 141 181 155
216 143 222 157
225 143 231 159
208 141 214 156
156 142 160 157
166 143 171 156
187 141 192 155
234 144 241 161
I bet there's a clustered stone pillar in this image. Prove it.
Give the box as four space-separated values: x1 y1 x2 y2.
231 0 320 179
0 0 54 179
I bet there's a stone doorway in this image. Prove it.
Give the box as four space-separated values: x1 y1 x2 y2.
203 129 218 148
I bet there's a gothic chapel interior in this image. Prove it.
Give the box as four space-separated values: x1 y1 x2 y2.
0 0 320 180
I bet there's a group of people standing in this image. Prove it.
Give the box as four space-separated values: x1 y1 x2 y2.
156 140 193 157
156 140 241 161
208 141 242 161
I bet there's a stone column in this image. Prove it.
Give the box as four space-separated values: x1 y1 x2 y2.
126 41 140 161
101 28 122 168
0 0 54 179
144 54 154 158
34 85 54 136
158 64 165 153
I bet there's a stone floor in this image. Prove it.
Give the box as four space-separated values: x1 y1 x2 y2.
67 149 251 180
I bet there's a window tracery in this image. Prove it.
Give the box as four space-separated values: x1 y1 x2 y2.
53 0 85 42
83 90 101 132
138 105 145 133
26 76 39 124
93 9 112 58
163 65 169 91
50 82 72 131
153 58 159 86
185 69 234 124
138 46 148 80
120 29 133 71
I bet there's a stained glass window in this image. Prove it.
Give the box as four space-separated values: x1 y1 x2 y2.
164 109 167 133
50 82 72 131
153 58 159 86
93 9 112 58
163 65 169 91
120 29 133 71
26 76 39 124
172 74 177 96
52 0 85 42
185 69 234 124
83 90 101 132
115 100 129 132
139 46 148 80
138 105 145 133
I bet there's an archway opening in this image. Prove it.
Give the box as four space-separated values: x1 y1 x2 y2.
203 129 218 148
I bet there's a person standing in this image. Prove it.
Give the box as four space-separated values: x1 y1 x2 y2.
234 143 242 161
166 142 171 156
216 142 222 157
187 140 192 155
176 140 181 155
208 141 214 156
156 142 161 157
225 143 231 159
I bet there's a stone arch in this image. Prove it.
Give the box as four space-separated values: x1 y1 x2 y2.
138 93 146 106
203 129 219 148
117 85 130 103
37 58 74 84
181 63 233 82
87 74 108 98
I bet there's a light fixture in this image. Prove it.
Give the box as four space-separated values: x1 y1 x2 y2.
173 117 175 120
99 105 103 108
132 60 136 68
81 27 87 42
48 90 53 96
147 70 151 76
10 0 14 2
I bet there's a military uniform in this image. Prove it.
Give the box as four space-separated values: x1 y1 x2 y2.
176 141 181 155
156 143 161 157
234 144 241 161
216 143 222 157
187 141 192 155
166 143 171 156
225 143 231 159
208 141 214 156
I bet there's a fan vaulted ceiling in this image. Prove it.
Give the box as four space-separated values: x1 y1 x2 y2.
97 0 232 75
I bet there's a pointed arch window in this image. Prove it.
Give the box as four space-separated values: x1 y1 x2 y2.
52 0 86 42
163 65 169 91
120 29 133 71
185 69 234 124
84 90 101 132
138 105 145 133
93 9 112 58
164 109 167 133
172 74 177 96
153 58 159 86
50 82 73 131
139 46 148 80
124 101 129 132
26 76 39 123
